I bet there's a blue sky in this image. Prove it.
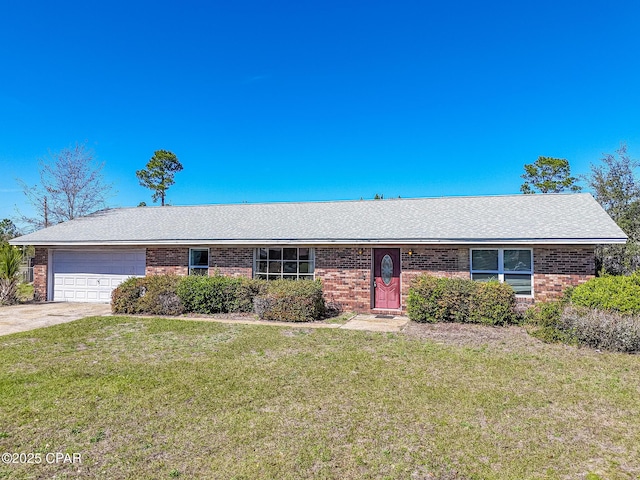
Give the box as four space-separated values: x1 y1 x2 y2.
1 0 639 227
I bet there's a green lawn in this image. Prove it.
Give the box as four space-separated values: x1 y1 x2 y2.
0 317 638 479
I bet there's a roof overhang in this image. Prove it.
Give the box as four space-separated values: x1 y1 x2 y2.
10 237 629 247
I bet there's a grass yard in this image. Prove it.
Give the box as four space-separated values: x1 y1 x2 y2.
0 317 638 479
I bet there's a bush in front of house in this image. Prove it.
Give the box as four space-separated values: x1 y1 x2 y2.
542 274 640 352
254 279 326 322
112 275 325 321
111 275 183 316
230 277 268 313
138 275 183 315
569 273 640 314
558 306 640 353
523 301 574 344
469 280 519 326
406 274 517 326
406 275 472 323
177 275 237 314
176 275 268 314
111 277 143 314
523 299 640 353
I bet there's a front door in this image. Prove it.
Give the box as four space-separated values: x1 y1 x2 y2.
373 248 401 309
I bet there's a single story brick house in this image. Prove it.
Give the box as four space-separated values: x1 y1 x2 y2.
10 193 626 312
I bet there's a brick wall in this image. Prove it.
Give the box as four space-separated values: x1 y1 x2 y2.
315 247 372 311
533 246 595 301
210 247 253 277
400 246 470 312
315 246 470 312
33 247 48 301
316 245 597 312
146 246 253 277
31 244 598 307
146 247 189 276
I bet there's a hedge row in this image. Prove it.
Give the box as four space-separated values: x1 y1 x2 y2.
569 273 640 314
406 275 517 326
176 276 266 314
111 275 326 322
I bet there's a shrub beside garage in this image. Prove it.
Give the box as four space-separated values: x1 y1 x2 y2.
112 275 326 322
111 275 183 316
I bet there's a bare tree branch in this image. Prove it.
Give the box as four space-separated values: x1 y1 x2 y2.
16 142 114 230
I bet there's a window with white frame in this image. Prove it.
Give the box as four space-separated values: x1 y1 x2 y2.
470 248 533 296
254 247 315 280
189 248 209 276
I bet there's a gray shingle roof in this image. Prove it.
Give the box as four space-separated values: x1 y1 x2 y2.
10 193 627 246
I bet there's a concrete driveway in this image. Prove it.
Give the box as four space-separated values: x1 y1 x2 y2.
0 303 111 336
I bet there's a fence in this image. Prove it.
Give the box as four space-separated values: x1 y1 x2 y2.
20 266 34 284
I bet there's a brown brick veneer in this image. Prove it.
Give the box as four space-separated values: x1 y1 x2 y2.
533 246 595 301
146 247 189 276
33 247 48 301
315 246 469 312
33 244 598 309
315 247 373 311
146 246 254 277
209 247 253 277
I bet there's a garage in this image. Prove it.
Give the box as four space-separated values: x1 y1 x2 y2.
51 250 146 302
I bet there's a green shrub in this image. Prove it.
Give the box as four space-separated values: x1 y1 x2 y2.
406 275 517 325
177 275 234 314
111 277 144 314
137 275 183 315
232 277 268 312
439 278 476 323
523 301 562 328
17 283 34 303
558 306 640 353
470 281 517 326
406 275 447 323
254 279 325 322
111 275 183 315
523 302 574 344
112 274 325 321
176 275 267 314
0 243 22 305
570 274 640 314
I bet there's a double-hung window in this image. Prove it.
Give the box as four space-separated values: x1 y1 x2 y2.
254 247 315 280
470 248 533 296
189 248 209 276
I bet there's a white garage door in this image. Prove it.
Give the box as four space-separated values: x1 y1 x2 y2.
52 250 146 302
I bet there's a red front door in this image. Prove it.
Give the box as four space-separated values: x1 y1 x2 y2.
373 248 401 309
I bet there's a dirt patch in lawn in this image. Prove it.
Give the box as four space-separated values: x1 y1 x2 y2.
402 321 566 353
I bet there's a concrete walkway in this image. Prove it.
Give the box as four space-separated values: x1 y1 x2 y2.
340 314 409 332
0 303 409 336
135 312 409 333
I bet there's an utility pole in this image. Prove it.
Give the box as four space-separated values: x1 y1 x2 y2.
44 196 49 228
